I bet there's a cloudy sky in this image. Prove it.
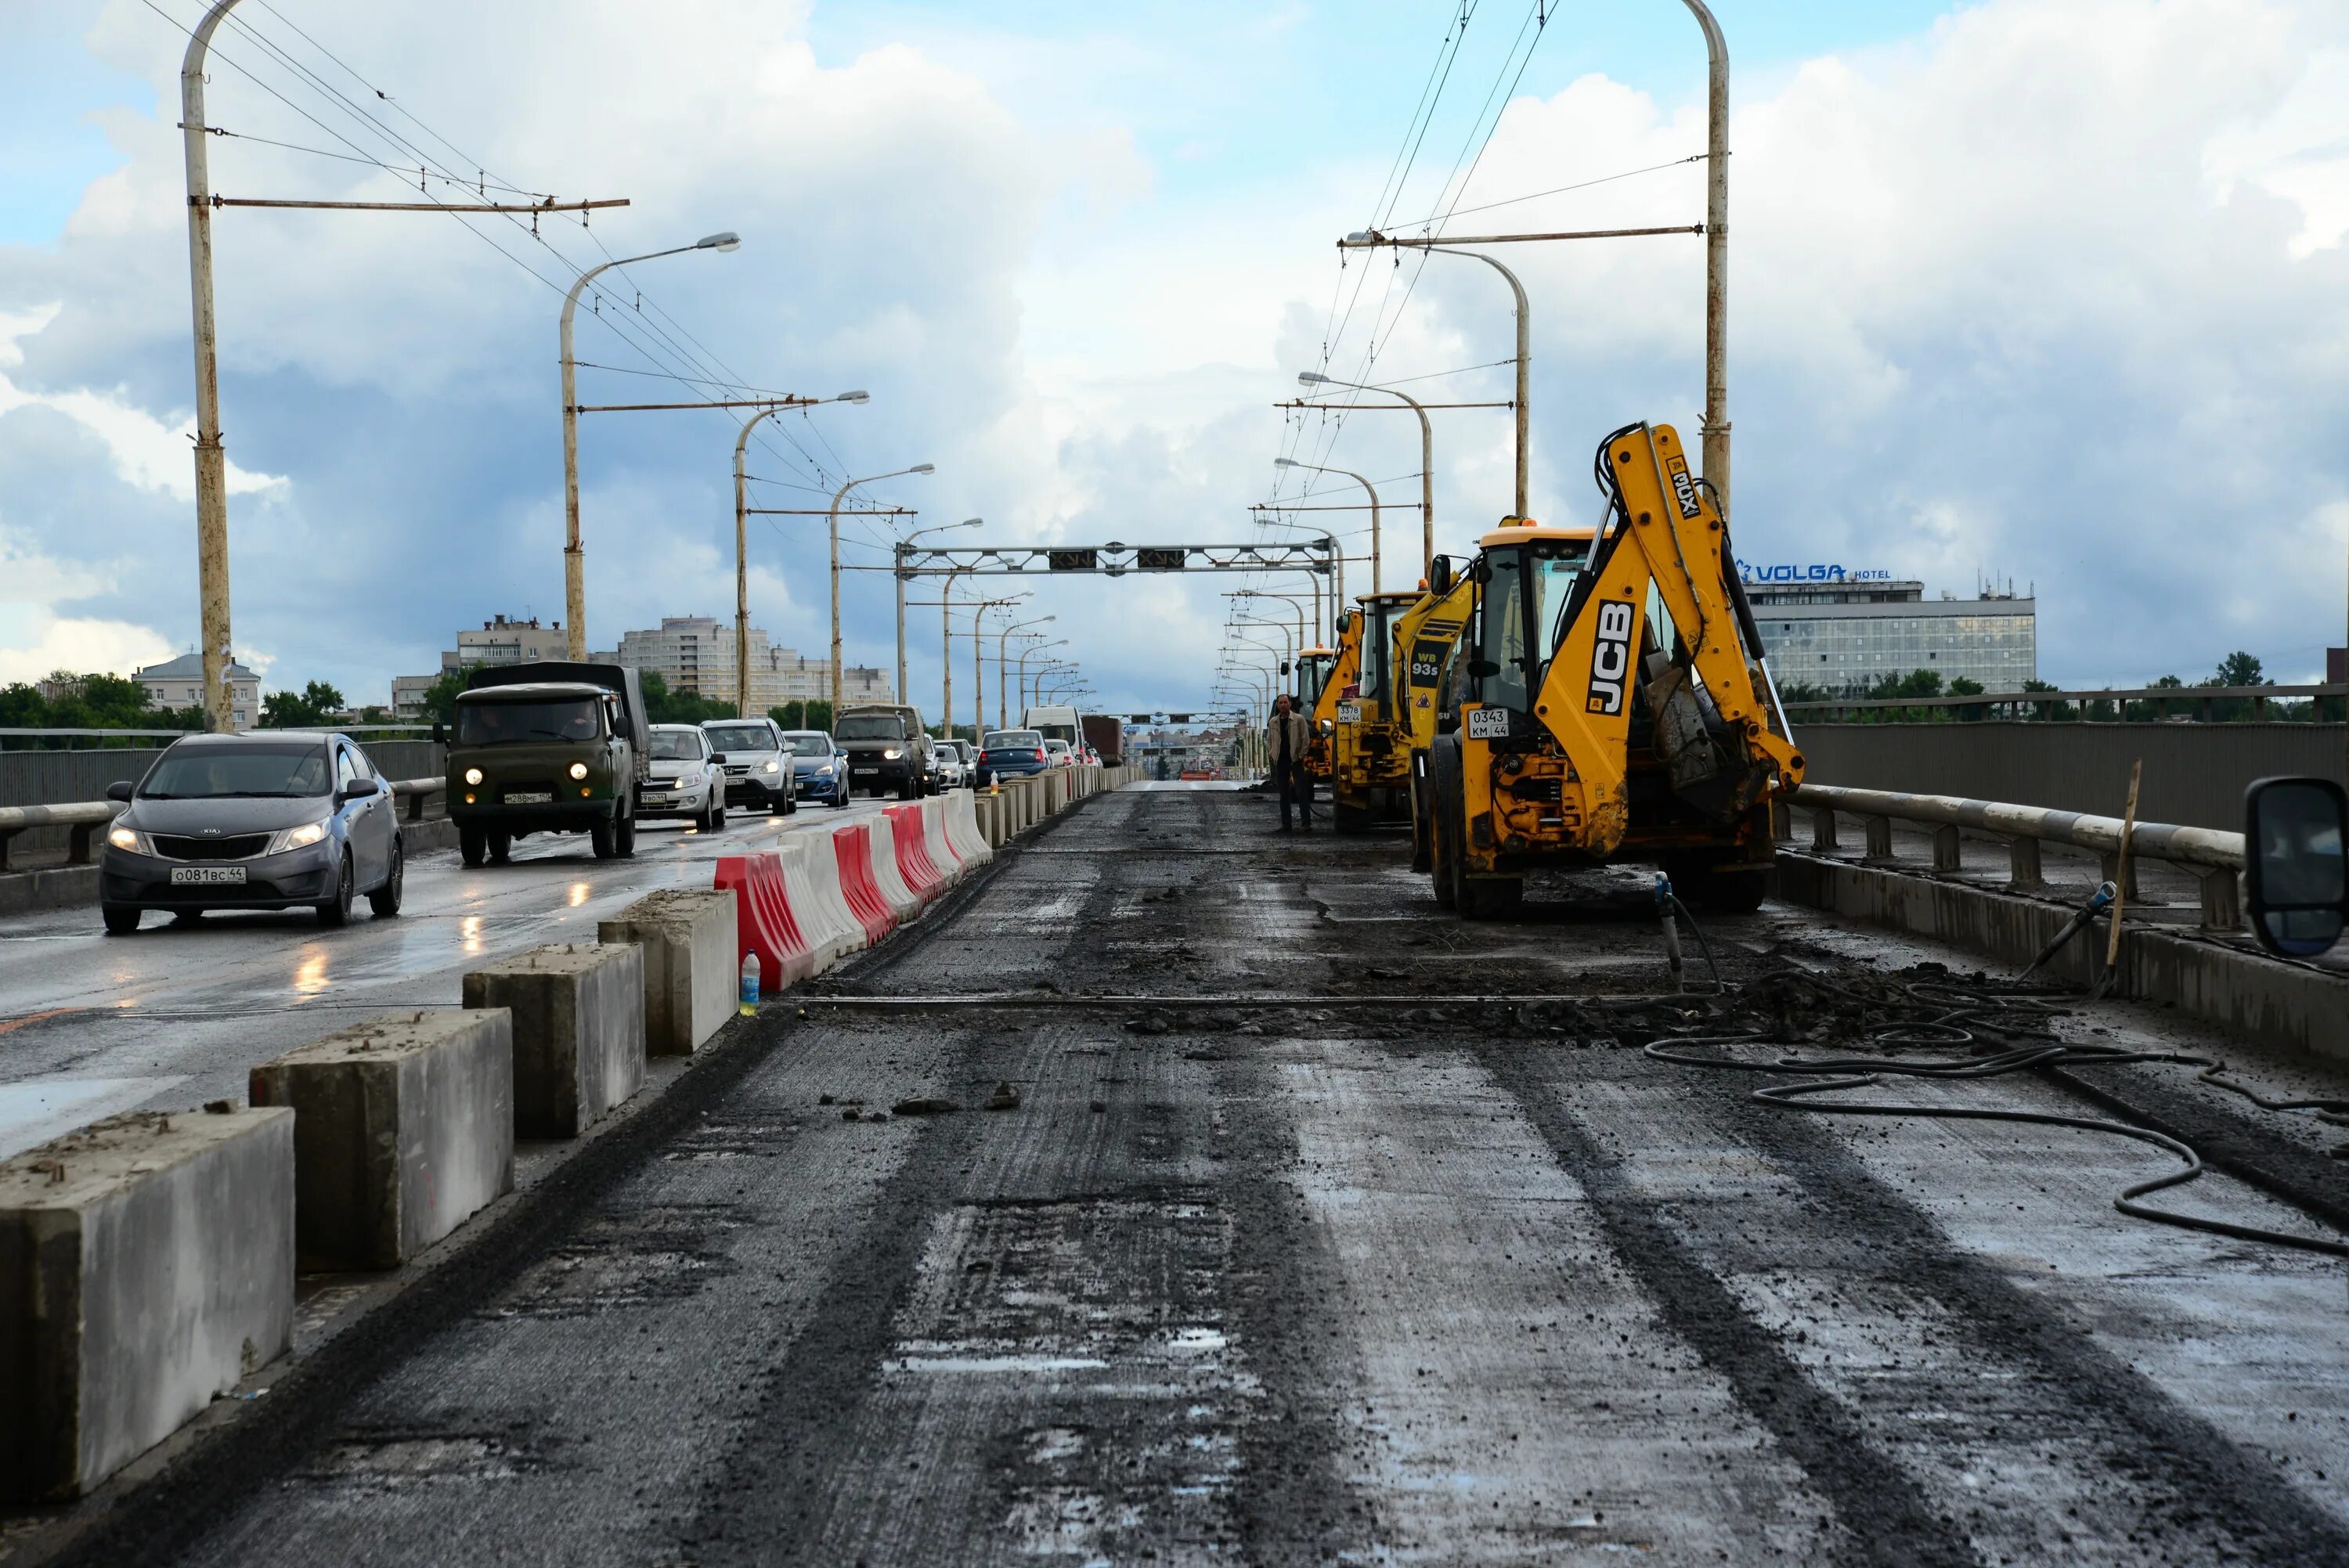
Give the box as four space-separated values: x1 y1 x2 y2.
2 0 2344 719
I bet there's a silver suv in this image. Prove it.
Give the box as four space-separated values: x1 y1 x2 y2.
702 717 796 816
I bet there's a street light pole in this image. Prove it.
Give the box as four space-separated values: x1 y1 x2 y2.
1300 372 1434 580
561 231 741 660
1016 641 1069 712
1685 0 1733 513
1252 516 1343 609
1234 589 1311 649
998 615 1054 728
734 391 868 716
895 516 981 701
1276 459 1381 596
1340 236 1528 520
828 463 934 708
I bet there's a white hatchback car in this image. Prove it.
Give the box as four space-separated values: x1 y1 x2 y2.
637 724 726 831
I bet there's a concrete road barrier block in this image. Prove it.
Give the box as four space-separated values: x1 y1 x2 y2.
462 944 645 1138
1 1107 294 1501
598 889 737 1057
248 1011 514 1272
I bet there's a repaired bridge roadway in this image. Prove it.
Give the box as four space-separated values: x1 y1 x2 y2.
56 785 2349 1566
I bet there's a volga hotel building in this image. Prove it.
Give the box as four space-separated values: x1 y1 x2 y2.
1739 563 2035 694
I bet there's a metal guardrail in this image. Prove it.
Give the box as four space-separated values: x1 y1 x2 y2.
0 777 445 874
1786 782 2244 929
1781 683 2345 723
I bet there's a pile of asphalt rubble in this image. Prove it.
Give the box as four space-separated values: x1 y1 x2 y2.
1117 959 2070 1051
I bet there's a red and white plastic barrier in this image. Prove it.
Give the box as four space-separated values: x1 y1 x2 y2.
713 851 818 989
882 803 949 907
830 821 901 943
944 789 992 866
778 838 859 967
861 813 926 921
796 833 868 958
918 796 965 878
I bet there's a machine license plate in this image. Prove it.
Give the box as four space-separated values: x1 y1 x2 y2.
169 866 246 885
1466 708 1512 740
505 791 554 805
853 767 878 777
1336 701 1362 724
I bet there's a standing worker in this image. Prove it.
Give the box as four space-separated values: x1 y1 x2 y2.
1268 692 1315 832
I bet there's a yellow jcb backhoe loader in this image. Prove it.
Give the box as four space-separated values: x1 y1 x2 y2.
1292 644 1337 787
1426 421 1804 917
1308 611 1362 791
1397 526 1591 872
1330 590 1425 833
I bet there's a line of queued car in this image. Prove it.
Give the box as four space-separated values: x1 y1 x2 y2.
94 707 980 935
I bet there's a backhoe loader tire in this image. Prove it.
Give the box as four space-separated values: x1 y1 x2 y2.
1675 864 1769 914
1457 871 1524 921
1429 738 1461 910
1408 773 1432 874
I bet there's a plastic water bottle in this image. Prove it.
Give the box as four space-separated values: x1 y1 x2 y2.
739 951 761 1015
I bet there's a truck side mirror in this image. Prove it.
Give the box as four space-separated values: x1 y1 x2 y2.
1430 557 1454 596
431 720 446 746
1468 659 1500 679
2245 777 2348 957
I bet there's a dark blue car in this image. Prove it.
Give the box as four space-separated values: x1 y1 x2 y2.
782 730 851 809
974 729 1052 788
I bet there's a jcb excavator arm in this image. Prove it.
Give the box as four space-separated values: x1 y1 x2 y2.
1533 422 1802 855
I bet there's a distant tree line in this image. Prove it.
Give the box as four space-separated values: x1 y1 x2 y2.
1779 651 2344 723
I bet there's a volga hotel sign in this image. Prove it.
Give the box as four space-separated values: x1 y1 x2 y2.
1735 561 1892 583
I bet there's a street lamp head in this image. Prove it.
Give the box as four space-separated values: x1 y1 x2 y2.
1273 458 1300 469
1344 231 1373 244
909 463 936 475
958 517 983 528
696 232 742 252
1297 372 1329 385
835 390 869 403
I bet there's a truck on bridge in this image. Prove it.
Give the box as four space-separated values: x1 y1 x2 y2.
440 661 650 866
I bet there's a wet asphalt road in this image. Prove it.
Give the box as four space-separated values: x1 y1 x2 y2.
0 797 888 1159
32 786 2349 1566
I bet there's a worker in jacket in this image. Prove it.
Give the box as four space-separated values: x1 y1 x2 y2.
1267 693 1314 831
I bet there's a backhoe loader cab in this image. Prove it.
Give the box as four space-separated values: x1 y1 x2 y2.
1331 591 1424 833
1427 423 1803 918
1400 530 1589 872
1310 612 1363 784
1293 646 1337 784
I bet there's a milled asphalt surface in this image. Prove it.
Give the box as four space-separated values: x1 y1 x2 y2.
0 797 888 1158
19 784 2349 1566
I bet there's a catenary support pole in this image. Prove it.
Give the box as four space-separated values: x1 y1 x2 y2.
182 1 243 732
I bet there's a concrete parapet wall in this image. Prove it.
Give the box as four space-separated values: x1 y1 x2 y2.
598 889 737 1056
248 1011 514 1271
1795 722 2347 834
1776 851 2349 1067
0 1107 294 1501
462 944 645 1137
